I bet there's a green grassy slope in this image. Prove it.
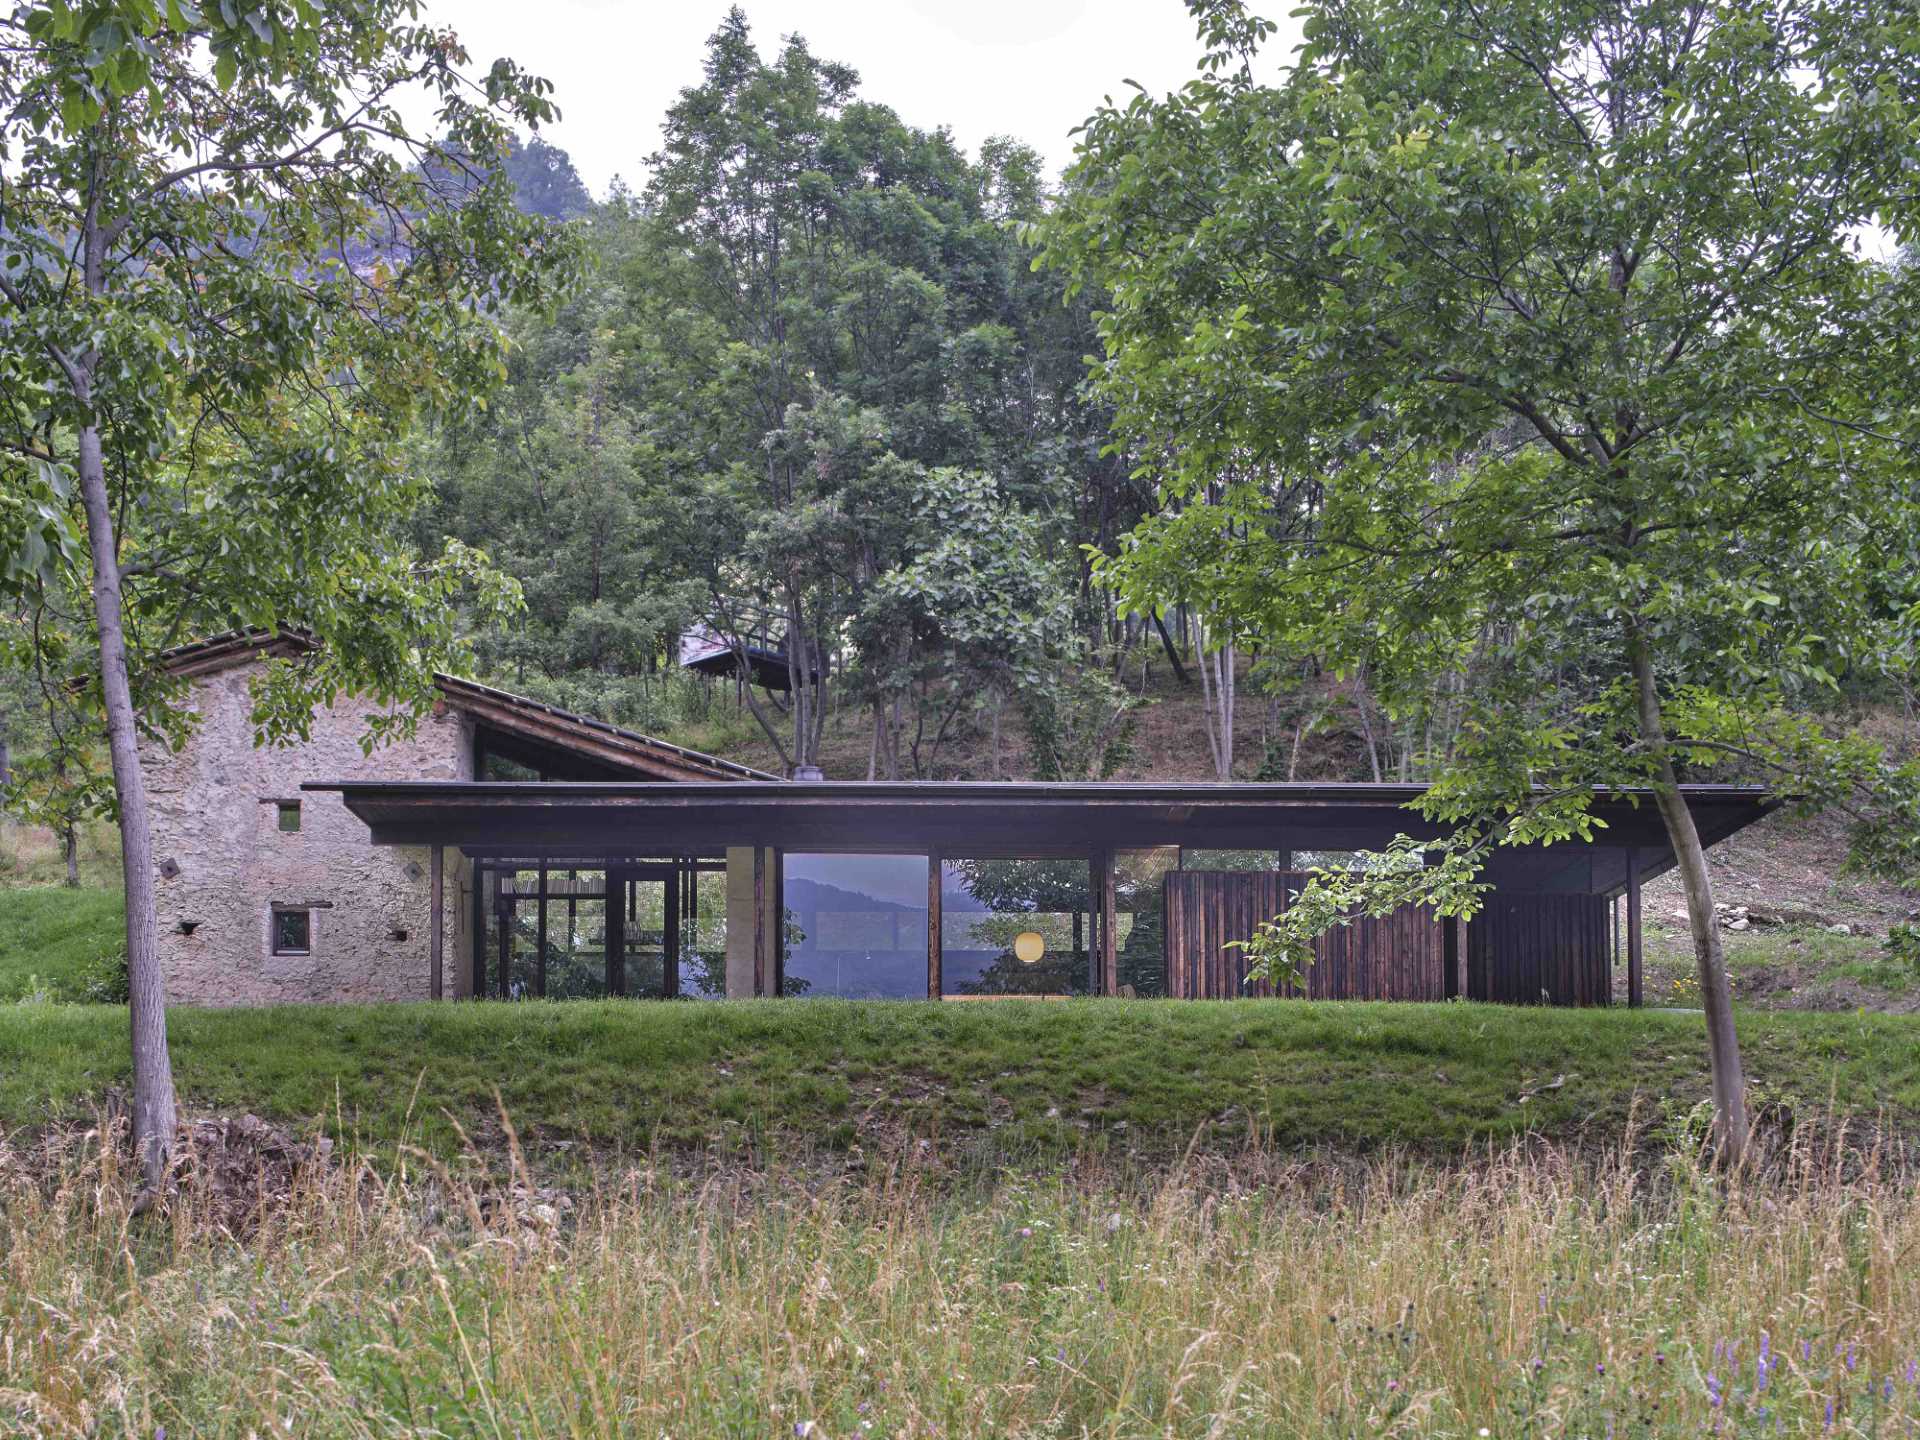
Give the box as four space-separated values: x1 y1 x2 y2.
5 998 1919 1164
0 885 122 1002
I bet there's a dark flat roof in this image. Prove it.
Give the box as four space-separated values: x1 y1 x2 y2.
309 780 1774 895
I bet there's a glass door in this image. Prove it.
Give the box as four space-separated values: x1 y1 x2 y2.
613 865 678 997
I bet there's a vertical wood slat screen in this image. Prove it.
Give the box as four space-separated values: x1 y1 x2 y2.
1465 894 1612 1006
1163 873 1611 1005
1163 871 1447 1001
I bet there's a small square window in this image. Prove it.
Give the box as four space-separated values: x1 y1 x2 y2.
277 802 301 833
271 908 311 955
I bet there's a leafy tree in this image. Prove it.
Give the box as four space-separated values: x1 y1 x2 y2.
501 134 593 221
1042 0 1920 1159
856 466 1074 777
0 1 580 1190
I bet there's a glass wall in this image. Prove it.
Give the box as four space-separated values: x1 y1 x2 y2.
941 857 1093 997
476 858 719 999
1182 848 1284 871
1115 847 1179 997
542 868 610 999
680 867 729 998
782 853 930 998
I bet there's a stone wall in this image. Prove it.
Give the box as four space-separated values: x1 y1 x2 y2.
142 660 472 1005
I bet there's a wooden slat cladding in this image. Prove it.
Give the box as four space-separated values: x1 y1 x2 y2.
1465 894 1612 1006
1164 871 1447 1001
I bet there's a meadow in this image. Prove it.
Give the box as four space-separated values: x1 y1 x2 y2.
5 1117 1919 1437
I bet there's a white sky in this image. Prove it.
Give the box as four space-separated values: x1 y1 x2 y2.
433 0 1300 197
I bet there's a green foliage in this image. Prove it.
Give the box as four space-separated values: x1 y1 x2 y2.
426 9 1130 774
0 884 123 1003
0 0 586 779
1040 0 1920 930
1234 833 1491 989
1018 664 1139 781
1886 923 1920 973
10 993 1920 1157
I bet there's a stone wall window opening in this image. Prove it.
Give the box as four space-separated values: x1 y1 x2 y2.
271 906 311 956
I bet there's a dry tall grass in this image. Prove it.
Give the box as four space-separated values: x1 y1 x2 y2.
4 1119 1919 1437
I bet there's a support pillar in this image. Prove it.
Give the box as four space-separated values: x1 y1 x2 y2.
1626 846 1644 1009
752 845 767 997
927 851 942 999
1097 849 1118 996
429 845 444 1001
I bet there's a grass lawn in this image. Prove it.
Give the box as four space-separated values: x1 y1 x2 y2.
0 885 122 1003
6 996 1920 1165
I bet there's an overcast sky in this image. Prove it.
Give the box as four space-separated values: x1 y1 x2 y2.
437 0 1301 199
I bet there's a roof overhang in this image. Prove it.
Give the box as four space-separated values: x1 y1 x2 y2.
308 780 1776 892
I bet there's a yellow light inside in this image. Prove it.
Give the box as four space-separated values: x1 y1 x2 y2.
1013 930 1046 964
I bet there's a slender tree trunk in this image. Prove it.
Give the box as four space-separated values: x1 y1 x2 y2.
76 412 177 1196
63 826 79 888
1629 622 1747 1163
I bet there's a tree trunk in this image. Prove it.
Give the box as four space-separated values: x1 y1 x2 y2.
76 413 177 1197
1629 623 1747 1163
63 826 79 888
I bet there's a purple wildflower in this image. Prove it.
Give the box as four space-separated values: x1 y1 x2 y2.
1596 1362 1606 1376
1908 1359 1917 1387
1804 1340 1814 1362
1707 1373 1724 1408
1848 1345 1859 1373
1019 1226 1032 1238
1827 1398 1836 1430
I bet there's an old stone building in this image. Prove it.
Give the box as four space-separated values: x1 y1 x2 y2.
144 634 776 1006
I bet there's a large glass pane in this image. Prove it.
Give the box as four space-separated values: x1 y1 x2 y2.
680 867 729 998
783 853 929 998
623 873 671 997
1115 848 1179 997
505 867 541 998
544 869 608 999
1182 848 1283 871
941 857 1092 997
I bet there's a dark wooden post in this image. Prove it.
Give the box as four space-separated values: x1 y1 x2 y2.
664 863 681 998
752 846 767 997
1098 849 1118 996
535 863 548 999
1442 911 1460 1000
607 869 626 997
927 851 942 1000
428 845 444 1001
496 878 510 999
1626 846 1644 1008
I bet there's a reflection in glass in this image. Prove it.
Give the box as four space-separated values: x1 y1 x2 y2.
681 868 729 998
1115 847 1179 997
622 873 670 998
544 869 608 999
1181 848 1283 871
783 853 929 998
941 857 1092 997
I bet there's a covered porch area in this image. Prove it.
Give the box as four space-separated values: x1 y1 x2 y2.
314 781 1775 1007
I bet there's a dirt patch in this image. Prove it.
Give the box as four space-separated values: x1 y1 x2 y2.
1644 808 1920 935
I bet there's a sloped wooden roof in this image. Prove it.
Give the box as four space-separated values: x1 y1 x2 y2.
159 630 775 783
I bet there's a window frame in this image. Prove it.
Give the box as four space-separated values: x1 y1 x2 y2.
270 906 312 957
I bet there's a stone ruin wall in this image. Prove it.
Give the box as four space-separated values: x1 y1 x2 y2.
141 661 472 1005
